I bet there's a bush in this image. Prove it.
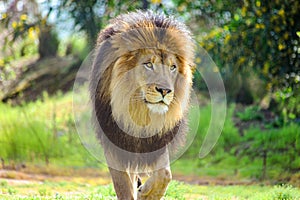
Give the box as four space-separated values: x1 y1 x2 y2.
236 105 263 121
199 0 300 119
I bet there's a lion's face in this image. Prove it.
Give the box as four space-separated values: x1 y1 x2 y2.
134 49 179 114
109 48 192 135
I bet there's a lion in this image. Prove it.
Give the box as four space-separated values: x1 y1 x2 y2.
89 10 195 200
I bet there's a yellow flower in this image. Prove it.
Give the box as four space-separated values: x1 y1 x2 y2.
0 59 4 66
278 44 285 50
12 21 17 29
224 34 231 44
256 10 262 16
28 27 36 39
278 9 285 17
237 57 246 65
20 14 27 21
256 1 261 7
241 6 247 17
151 0 161 3
271 15 278 22
2 13 7 19
255 23 265 29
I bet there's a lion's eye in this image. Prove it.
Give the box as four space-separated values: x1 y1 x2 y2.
170 65 177 71
144 62 153 70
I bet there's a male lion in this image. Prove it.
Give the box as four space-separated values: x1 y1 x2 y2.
90 11 195 200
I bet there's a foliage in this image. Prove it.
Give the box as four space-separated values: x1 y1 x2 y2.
57 0 102 48
272 184 300 200
1 90 300 183
197 0 300 116
183 103 239 161
1 179 300 199
236 105 263 121
0 0 60 59
66 33 90 60
165 181 188 200
274 86 300 125
57 0 146 48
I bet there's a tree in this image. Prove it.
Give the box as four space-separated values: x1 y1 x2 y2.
0 0 59 59
57 0 148 49
197 0 300 118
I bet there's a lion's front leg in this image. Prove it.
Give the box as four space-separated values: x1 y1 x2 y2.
109 167 137 200
137 167 172 200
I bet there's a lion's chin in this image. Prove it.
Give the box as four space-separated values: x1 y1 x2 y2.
146 103 169 114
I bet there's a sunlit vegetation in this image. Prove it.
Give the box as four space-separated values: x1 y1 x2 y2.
0 180 299 199
0 0 299 199
0 92 299 184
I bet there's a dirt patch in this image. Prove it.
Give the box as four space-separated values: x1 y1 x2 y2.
0 168 255 187
0 169 111 186
173 174 254 186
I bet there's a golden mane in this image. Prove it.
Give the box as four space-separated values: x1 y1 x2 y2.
90 10 195 155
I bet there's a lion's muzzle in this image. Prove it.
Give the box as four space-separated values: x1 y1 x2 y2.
143 85 174 114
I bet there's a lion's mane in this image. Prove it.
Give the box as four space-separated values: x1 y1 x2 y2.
90 11 195 170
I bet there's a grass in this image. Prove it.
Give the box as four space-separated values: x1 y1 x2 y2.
1 91 300 181
0 92 100 168
236 105 263 121
0 179 300 200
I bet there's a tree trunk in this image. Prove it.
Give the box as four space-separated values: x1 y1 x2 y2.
262 150 267 180
0 55 81 103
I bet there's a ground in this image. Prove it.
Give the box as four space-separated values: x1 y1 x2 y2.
1 168 300 200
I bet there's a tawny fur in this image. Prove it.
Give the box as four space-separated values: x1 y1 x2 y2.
90 10 195 200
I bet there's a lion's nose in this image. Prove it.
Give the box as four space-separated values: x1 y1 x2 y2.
155 87 172 97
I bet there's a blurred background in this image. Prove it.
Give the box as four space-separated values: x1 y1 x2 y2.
0 0 299 199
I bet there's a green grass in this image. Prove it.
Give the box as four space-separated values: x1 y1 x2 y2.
0 179 299 200
236 105 263 121
0 92 100 167
1 91 300 183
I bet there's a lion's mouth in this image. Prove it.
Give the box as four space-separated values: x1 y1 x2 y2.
144 99 169 114
144 99 166 105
